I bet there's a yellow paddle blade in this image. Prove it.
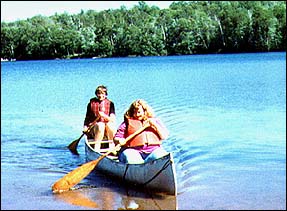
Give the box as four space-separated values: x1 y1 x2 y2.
52 124 148 193
52 145 120 194
52 159 100 193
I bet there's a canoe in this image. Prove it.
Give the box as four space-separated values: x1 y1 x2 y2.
84 137 177 195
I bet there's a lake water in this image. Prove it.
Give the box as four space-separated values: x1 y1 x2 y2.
1 52 286 210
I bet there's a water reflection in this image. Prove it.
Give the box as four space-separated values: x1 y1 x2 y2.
54 181 177 210
54 189 98 208
118 188 177 210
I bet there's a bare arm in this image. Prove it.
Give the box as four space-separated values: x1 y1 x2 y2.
147 118 169 140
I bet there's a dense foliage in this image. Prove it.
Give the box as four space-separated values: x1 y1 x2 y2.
1 1 286 61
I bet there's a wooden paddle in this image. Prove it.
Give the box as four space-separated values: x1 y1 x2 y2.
52 124 149 194
68 118 99 155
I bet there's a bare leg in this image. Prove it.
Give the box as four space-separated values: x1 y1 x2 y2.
93 122 105 150
104 122 117 151
105 122 116 140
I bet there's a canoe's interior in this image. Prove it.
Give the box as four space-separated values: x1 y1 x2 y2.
88 139 119 160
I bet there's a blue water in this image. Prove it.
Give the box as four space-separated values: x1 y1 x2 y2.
1 52 286 210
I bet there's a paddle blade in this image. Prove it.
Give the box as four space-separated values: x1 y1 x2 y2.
52 159 100 193
68 133 85 155
67 139 80 155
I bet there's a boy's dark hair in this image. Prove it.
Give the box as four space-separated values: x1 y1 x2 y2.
95 85 108 95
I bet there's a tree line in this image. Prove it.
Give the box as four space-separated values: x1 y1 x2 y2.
1 1 286 61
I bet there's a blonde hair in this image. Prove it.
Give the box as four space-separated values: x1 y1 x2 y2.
124 99 154 120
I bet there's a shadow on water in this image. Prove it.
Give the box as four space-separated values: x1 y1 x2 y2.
53 169 177 210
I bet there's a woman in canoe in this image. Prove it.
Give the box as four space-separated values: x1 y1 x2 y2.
113 99 169 164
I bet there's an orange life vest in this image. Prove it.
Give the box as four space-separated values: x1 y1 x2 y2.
90 98 110 123
126 119 162 147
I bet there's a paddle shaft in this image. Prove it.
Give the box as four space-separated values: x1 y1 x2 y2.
68 117 100 154
52 124 149 193
91 123 150 159
110 123 150 152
